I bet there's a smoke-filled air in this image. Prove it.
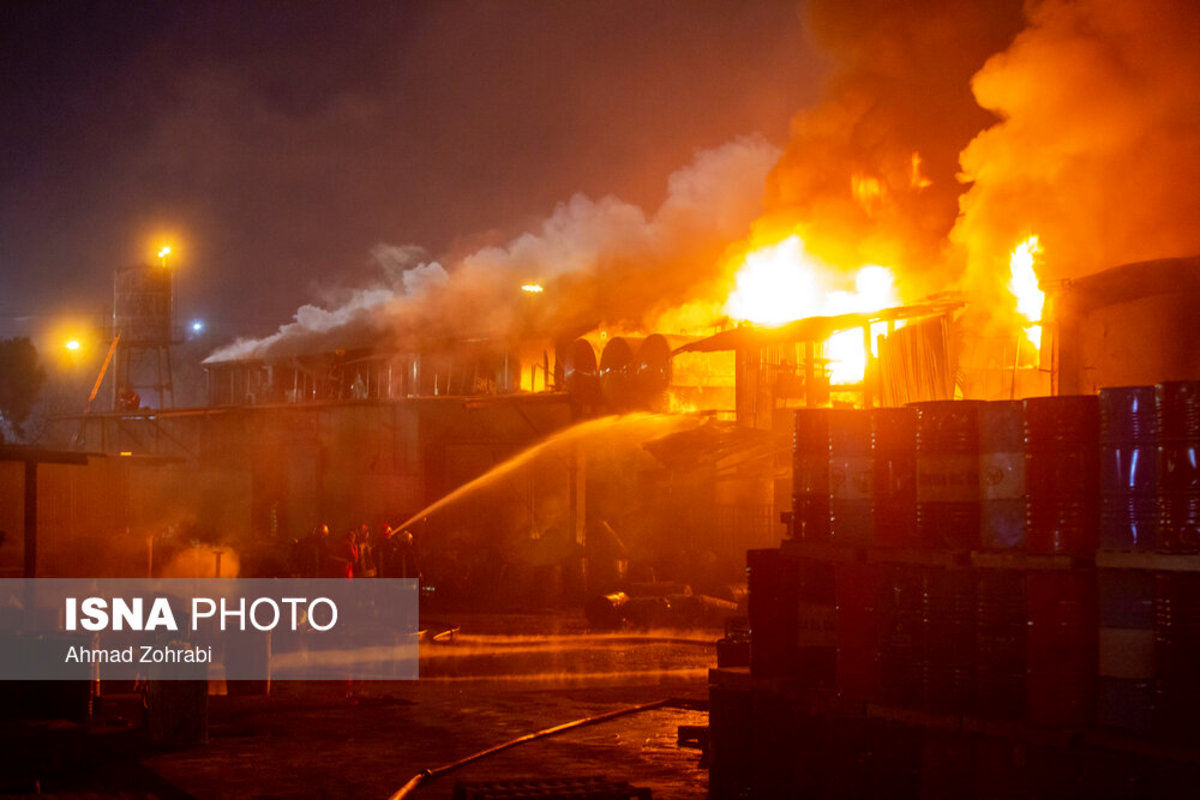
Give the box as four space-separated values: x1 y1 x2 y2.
206 0 1200 364
953 0 1200 298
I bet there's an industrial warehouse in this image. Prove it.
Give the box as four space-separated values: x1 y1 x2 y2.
4 2 1200 798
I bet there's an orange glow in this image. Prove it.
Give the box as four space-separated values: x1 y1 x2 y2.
725 236 822 326
723 235 901 385
851 174 885 215
667 391 699 415
520 283 544 294
1008 236 1044 350
139 228 184 268
910 152 932 190
64 339 81 352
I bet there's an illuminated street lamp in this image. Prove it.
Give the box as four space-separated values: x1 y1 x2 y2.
64 339 81 352
158 245 171 268
521 283 544 294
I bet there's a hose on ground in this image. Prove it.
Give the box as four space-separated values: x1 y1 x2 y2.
386 697 672 800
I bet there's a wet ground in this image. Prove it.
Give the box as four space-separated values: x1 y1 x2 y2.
2 612 716 799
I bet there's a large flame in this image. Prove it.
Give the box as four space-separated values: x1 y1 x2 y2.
724 235 900 385
1007 235 1044 350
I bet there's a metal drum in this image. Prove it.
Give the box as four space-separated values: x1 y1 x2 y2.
794 558 838 691
835 562 881 702
912 400 986 550
747 548 799 679
979 401 1026 550
1153 571 1200 742
872 407 918 549
924 567 977 714
1100 386 1158 551
1026 570 1097 728
747 549 836 688
878 564 927 709
975 569 1027 721
829 409 874 547
1024 395 1100 557
1098 568 1155 735
1157 381 1200 553
793 409 832 542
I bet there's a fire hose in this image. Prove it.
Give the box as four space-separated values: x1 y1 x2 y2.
386 697 672 800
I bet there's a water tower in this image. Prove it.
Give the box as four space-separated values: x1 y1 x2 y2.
111 247 177 409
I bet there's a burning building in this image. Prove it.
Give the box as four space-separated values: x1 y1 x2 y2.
8 1 1200 797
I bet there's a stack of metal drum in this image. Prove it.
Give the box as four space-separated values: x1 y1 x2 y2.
1097 385 1158 735
747 382 1200 738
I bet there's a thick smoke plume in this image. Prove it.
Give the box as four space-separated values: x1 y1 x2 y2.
206 136 778 362
953 0 1200 298
758 0 1024 295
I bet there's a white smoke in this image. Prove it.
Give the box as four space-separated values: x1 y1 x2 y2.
205 134 779 363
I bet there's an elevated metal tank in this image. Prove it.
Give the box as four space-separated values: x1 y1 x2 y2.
561 338 600 405
599 336 640 410
633 334 672 411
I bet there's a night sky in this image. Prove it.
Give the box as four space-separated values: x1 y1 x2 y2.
0 1 824 342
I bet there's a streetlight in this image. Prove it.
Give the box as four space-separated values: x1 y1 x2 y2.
158 245 171 268
64 339 81 352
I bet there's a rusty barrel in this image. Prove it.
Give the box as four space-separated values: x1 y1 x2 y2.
912 400 985 550
1156 381 1200 553
924 566 977 714
878 563 927 709
835 562 881 702
1100 385 1158 551
871 407 918 549
1026 570 1097 728
747 550 835 687
975 569 1027 721
1153 571 1200 742
747 548 798 679
793 409 832 542
1024 395 1100 557
793 557 838 690
1098 568 1155 735
979 401 1026 550
829 409 873 547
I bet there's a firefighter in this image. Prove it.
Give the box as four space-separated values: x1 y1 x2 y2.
322 527 356 579
355 524 376 577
